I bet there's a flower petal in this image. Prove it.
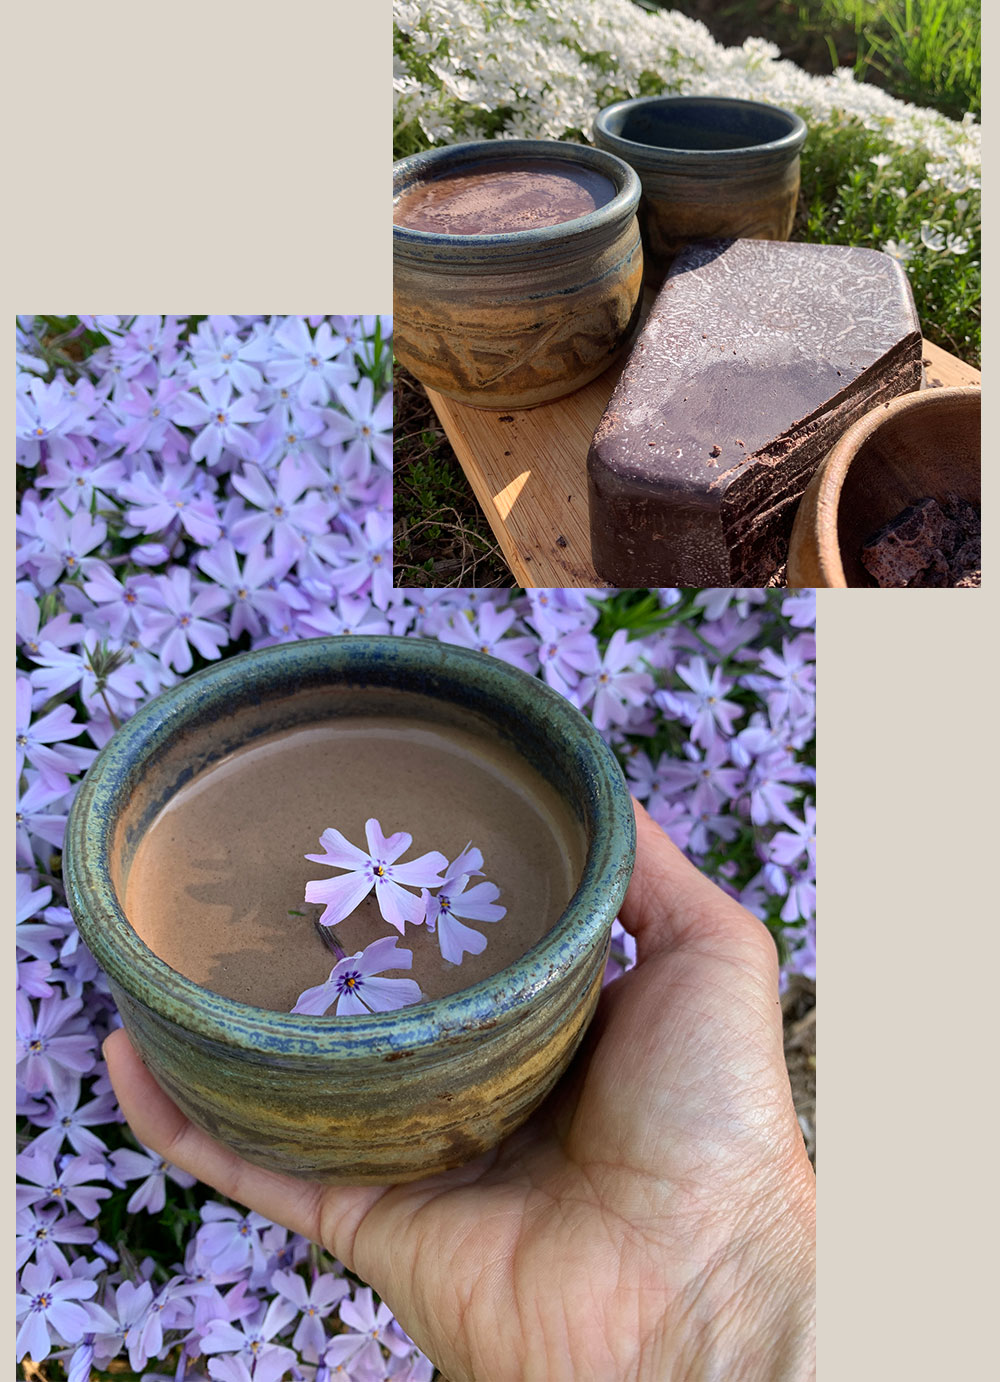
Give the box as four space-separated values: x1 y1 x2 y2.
304 827 370 870
304 870 373 926
364 818 411 863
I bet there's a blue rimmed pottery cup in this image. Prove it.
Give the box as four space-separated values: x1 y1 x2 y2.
393 139 643 409
593 96 807 287
64 636 635 1184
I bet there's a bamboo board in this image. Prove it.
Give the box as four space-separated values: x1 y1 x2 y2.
426 338 980 589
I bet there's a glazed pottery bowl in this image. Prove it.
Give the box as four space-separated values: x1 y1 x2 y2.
64 636 635 1184
787 386 981 587
393 139 643 409
593 95 807 286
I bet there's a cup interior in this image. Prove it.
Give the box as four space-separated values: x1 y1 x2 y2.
605 97 802 153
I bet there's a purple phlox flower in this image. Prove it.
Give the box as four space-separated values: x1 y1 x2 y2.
16 375 86 455
26 631 146 720
80 561 158 639
109 1142 197 1214
119 459 222 545
325 1286 412 1376
693 589 767 621
16 586 79 658
271 1267 350 1362
643 740 744 818
229 458 333 568
79 314 126 336
16 772 70 868
18 955 56 999
34 444 127 512
524 587 600 635
730 725 814 827
28 1077 120 1159
89 1276 181 1374
195 1203 275 1277
200 1295 298 1379
188 318 273 395
686 807 742 858
603 918 637 985
15 1260 99 1363
16 990 96 1098
327 510 393 611
322 375 393 479
679 607 765 660
16 867 54 932
30 504 107 589
422 845 506 965
292 935 423 1017
781 589 816 628
742 635 816 728
386 1351 436 1382
296 591 391 640
16 675 97 790
578 629 655 731
533 625 601 701
305 818 447 932
142 567 230 673
439 601 538 674
111 315 184 381
767 804 817 872
15 1147 111 1219
172 376 264 466
113 376 189 455
655 657 743 748
196 540 293 640
267 316 357 405
16 1205 98 1273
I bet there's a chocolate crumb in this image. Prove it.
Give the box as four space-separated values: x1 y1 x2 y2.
498 414 514 422
555 535 568 548
709 444 721 457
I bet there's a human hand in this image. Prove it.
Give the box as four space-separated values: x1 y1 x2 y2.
105 800 815 1381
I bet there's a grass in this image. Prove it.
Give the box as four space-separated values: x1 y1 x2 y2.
648 0 980 120
392 363 513 587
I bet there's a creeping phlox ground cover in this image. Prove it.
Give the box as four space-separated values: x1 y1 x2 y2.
393 0 981 361
16 316 815 1379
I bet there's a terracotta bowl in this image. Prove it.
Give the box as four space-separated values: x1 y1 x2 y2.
787 386 981 587
593 95 806 287
393 139 643 409
64 637 635 1184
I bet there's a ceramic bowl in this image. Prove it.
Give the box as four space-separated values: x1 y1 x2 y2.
787 386 981 587
393 139 643 409
593 95 807 286
64 636 635 1184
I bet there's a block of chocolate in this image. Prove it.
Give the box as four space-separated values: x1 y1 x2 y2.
587 238 923 585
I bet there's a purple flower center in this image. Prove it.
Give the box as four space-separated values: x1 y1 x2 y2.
337 971 362 994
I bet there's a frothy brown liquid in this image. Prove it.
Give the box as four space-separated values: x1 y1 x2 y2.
124 718 586 1012
394 159 617 235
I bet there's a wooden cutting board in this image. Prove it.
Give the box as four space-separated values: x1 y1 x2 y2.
426 338 980 589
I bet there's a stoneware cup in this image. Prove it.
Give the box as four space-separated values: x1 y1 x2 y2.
593 95 807 287
393 139 643 409
787 385 981 587
64 636 636 1184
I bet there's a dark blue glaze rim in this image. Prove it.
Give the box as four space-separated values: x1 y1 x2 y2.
594 95 807 169
393 139 641 263
64 636 636 1060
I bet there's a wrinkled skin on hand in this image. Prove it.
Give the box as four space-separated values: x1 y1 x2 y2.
106 801 815 1381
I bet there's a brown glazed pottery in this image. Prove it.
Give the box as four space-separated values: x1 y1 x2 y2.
63 637 635 1184
787 385 981 587
393 140 643 409
593 95 806 287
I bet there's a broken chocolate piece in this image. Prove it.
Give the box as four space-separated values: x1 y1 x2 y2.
588 239 923 585
861 493 981 588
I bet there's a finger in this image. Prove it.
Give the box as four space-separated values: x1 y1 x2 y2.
103 1028 383 1270
620 799 776 969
